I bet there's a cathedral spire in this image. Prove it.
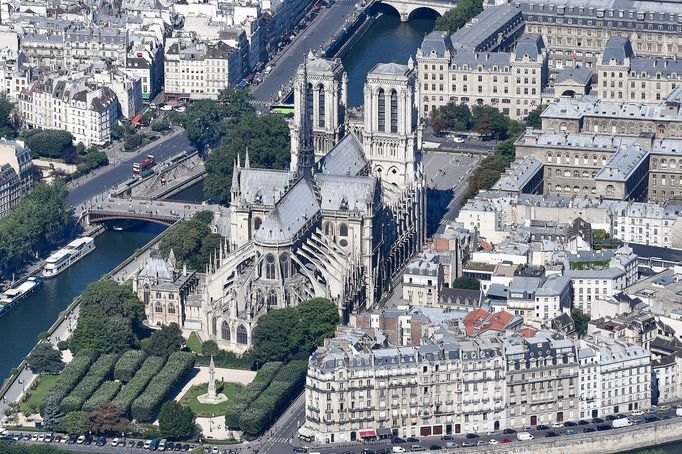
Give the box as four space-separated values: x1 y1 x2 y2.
297 52 315 180
245 147 251 168
237 150 241 168
231 158 239 192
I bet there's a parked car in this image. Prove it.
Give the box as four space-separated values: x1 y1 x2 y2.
68 435 78 444
592 418 605 424
97 436 106 446
440 435 453 441
578 420 590 425
551 422 563 428
465 433 479 439
503 428 517 434
646 407 658 414
565 430 577 435
410 445 425 452
645 415 660 423
391 447 406 453
461 441 475 447
659 405 671 412
563 421 577 427
631 410 644 416
583 428 596 433
489 439 499 445
392 437 405 444
545 431 559 438
500 438 513 443
406 437 419 443
76 435 85 444
428 445 442 450
536 425 550 431
597 424 613 431
84 435 93 445
445 442 459 448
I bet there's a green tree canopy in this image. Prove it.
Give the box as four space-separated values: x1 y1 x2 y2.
158 401 196 440
55 411 90 435
158 211 222 270
452 277 481 290
252 298 339 364
571 308 590 338
42 394 61 431
525 104 545 128
22 129 74 159
0 95 17 138
0 180 73 278
141 323 184 358
70 315 139 354
434 0 484 34
27 342 64 374
79 280 145 322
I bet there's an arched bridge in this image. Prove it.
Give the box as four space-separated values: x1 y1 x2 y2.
374 0 452 22
84 198 223 227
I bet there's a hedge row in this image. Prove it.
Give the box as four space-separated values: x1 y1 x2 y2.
131 351 195 422
40 350 98 415
224 361 282 430
59 353 119 413
112 355 166 414
114 350 146 383
82 380 122 413
239 361 308 437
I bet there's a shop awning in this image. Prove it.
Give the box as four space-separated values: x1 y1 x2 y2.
359 430 376 438
377 428 392 437
131 114 142 125
298 427 315 438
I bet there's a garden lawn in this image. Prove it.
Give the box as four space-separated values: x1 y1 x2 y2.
179 382 242 417
187 332 202 354
19 375 58 414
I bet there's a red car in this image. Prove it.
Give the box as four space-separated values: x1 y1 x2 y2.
500 438 514 443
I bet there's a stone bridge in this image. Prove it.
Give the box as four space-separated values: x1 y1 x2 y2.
374 0 453 22
84 198 223 227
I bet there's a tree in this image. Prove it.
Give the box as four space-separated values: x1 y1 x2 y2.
452 277 481 290
27 342 64 374
204 113 290 203
0 95 17 138
55 411 90 435
294 298 340 357
495 139 516 163
200 340 220 357
23 129 75 159
251 308 300 364
141 323 184 357
158 212 222 270
79 280 145 322
434 0 484 34
42 394 61 430
430 115 448 134
151 119 170 132
124 134 144 152
571 308 590 338
432 103 472 132
4 402 19 425
525 104 545 128
158 401 195 440
70 315 139 354
88 402 129 436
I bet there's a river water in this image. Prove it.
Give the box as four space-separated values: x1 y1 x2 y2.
342 13 436 106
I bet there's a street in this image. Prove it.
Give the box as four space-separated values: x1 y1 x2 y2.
68 130 194 207
251 0 360 105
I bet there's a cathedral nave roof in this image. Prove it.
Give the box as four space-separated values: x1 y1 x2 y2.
317 174 376 213
319 133 366 177
239 168 291 206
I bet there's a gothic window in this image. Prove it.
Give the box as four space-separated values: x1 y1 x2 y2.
143 284 150 305
318 84 325 128
606 185 615 196
280 253 290 279
237 325 248 344
254 217 262 231
222 321 230 341
323 221 333 236
306 83 313 126
339 223 349 247
378 88 386 132
267 291 277 308
212 317 217 336
168 303 175 314
390 90 398 133
155 302 162 313
265 254 276 279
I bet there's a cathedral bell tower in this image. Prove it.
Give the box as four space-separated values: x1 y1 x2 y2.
290 52 316 179
362 57 421 191
290 51 347 165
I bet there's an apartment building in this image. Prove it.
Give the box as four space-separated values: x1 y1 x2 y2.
164 36 241 101
19 72 118 146
124 34 165 100
89 64 142 119
0 139 33 218
402 252 443 307
304 320 651 443
513 0 682 69
63 25 129 71
504 274 571 324
417 26 548 120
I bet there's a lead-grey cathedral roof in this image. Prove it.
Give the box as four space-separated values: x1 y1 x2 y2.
420 31 453 58
601 36 634 65
317 174 376 212
253 178 320 245
238 168 291 206
371 62 409 76
307 57 336 72
139 256 174 280
319 133 367 176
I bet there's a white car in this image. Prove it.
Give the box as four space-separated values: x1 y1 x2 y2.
632 410 644 416
489 439 499 445
552 422 563 428
111 437 120 446
453 136 465 143
37 434 45 442
144 440 152 449
392 447 406 453
76 435 85 444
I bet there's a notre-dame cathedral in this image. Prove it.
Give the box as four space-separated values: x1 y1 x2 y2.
135 52 426 353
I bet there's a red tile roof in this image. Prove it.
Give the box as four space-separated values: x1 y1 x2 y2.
463 308 515 336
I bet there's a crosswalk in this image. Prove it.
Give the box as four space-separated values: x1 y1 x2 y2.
268 437 290 443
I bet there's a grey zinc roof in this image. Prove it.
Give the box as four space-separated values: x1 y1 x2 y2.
307 57 336 72
554 66 593 85
320 133 367 176
371 62 409 76
492 155 542 192
140 257 174 279
451 51 510 69
317 174 376 213
449 4 521 51
595 146 649 182
253 178 320 245
630 57 682 77
420 31 453 58
514 33 544 61
601 36 634 65
239 168 291 206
